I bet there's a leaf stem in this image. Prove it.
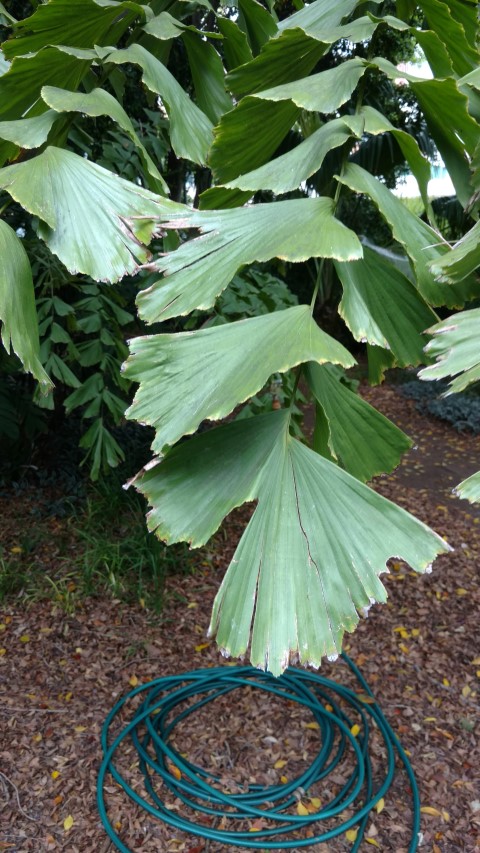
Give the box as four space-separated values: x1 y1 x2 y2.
310 258 325 312
289 365 303 412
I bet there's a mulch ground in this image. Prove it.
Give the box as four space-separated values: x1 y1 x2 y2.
0 383 479 853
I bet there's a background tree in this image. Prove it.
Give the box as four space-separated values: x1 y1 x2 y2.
0 0 478 674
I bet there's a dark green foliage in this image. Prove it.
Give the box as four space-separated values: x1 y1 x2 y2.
399 378 480 434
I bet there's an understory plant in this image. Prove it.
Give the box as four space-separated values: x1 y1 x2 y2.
0 0 479 675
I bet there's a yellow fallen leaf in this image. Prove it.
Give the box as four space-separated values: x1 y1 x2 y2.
195 642 210 652
462 685 472 698
375 797 385 814
187 602 198 609
20 635 30 643
63 815 74 831
297 802 309 816
443 678 450 687
32 734 42 742
398 643 409 654
476 670 480 679
424 717 436 723
51 771 60 780
411 628 420 637
0 624 6 631
65 692 73 701
456 588 468 596
0 649 6 656
434 727 453 740
324 703 334 712
350 724 361 737
472 656 480 666
366 838 381 848
421 806 442 817
304 722 320 730
129 675 139 687
168 763 182 781
280 775 288 784
346 828 358 842
356 693 376 704
309 797 322 810
10 546 22 554
274 759 287 769
74 726 87 732
442 810 450 821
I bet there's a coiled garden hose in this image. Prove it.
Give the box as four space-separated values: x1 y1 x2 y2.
97 653 420 852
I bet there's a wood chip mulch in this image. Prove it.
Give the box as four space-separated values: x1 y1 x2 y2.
0 383 479 853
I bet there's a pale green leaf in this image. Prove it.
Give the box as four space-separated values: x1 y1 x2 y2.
305 362 412 481
237 0 277 56
130 410 448 674
0 50 10 76
0 146 181 282
455 471 480 505
2 0 145 60
0 220 52 389
414 28 454 77
443 0 479 50
360 105 431 209
367 344 396 386
209 98 299 184
124 305 354 453
0 46 92 123
337 163 480 308
142 10 184 40
105 44 213 165
211 60 367 185
428 221 480 283
459 67 480 90
226 29 324 100
0 109 57 149
207 417 450 675
417 0 478 76
133 410 290 546
0 3 16 24
182 31 232 124
372 59 480 206
199 185 252 210
40 85 167 191
223 118 356 195
137 197 363 323
420 308 480 393
225 0 366 100
276 0 370 40
253 57 367 113
335 245 438 365
216 16 253 71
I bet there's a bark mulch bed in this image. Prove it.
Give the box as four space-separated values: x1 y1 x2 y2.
0 383 479 853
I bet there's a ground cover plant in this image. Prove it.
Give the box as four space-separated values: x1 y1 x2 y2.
0 0 479 678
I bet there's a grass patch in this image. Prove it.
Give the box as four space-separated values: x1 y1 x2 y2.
72 481 192 611
0 477 193 612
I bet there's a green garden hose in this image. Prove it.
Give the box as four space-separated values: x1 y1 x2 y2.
97 654 420 852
